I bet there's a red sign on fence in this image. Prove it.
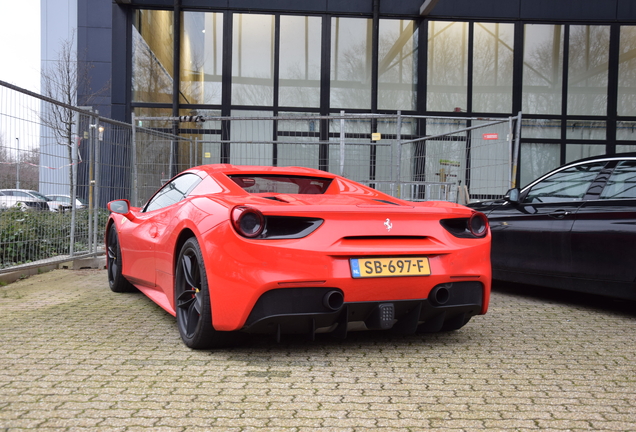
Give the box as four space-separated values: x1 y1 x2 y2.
482 133 499 140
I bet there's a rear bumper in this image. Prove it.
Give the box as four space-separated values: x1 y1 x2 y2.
242 281 484 339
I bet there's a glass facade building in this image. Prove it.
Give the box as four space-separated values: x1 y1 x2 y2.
78 0 636 187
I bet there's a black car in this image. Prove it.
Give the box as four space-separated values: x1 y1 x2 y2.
469 153 636 300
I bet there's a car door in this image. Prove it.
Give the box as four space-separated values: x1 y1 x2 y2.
142 174 203 283
570 159 636 284
118 174 201 287
488 161 606 278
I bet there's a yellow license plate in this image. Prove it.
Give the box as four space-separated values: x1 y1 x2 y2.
350 257 431 278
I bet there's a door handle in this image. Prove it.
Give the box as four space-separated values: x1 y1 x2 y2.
149 226 158 238
549 210 572 219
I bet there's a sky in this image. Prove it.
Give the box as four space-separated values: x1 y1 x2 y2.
0 0 41 92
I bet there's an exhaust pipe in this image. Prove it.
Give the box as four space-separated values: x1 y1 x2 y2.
429 284 451 306
323 290 344 311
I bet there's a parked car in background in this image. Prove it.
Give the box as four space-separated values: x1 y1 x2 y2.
46 194 88 209
106 164 491 349
0 189 49 211
469 153 636 301
0 189 71 212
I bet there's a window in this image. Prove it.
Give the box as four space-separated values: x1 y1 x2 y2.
518 144 559 190
331 17 373 109
378 19 417 111
132 9 174 103
144 173 202 212
279 16 322 108
567 26 609 116
473 23 514 113
232 14 275 106
522 25 564 115
600 161 636 199
523 162 605 203
618 26 636 116
427 21 468 112
229 175 332 194
181 12 223 105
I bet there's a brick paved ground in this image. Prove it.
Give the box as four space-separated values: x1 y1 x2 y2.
0 269 635 431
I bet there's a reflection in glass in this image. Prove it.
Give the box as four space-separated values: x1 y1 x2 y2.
427 22 468 112
568 26 609 116
600 161 636 199
232 14 275 106
378 19 417 111
519 143 560 188
522 25 563 115
566 120 606 140
279 16 321 108
132 106 179 205
617 121 636 140
177 108 222 166
331 17 372 110
181 12 223 105
276 112 321 169
521 119 561 139
524 162 604 202
473 23 514 113
618 26 636 117
132 10 174 103
133 107 173 129
230 110 273 164
617 144 636 153
565 144 606 163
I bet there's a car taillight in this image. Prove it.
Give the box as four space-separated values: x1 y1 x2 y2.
231 206 265 238
468 212 488 237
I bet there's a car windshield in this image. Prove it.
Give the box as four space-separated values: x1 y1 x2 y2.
28 191 51 201
229 175 332 194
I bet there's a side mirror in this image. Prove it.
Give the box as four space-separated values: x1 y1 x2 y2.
504 188 520 204
108 199 136 220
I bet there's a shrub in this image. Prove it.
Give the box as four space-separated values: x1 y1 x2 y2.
0 207 109 269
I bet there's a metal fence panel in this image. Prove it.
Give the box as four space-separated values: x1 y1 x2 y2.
0 80 187 271
1 78 520 272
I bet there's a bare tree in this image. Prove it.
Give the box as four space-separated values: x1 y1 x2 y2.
39 31 108 200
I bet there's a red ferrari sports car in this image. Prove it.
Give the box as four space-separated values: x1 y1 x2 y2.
106 164 491 349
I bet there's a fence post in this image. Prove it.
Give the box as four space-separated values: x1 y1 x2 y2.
69 113 79 257
93 116 102 254
340 110 345 176
396 111 402 198
88 115 95 254
131 113 138 206
512 111 522 189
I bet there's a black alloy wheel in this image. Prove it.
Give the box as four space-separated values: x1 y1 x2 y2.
175 237 228 349
107 225 136 293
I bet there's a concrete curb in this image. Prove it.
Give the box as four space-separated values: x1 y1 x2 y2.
0 255 106 285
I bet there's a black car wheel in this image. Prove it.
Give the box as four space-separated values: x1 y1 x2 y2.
175 237 228 349
107 225 136 293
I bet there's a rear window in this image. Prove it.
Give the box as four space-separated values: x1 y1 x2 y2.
229 175 332 194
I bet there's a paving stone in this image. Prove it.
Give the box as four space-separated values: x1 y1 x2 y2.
0 270 635 430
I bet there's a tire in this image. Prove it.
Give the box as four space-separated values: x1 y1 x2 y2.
106 224 136 293
175 237 229 349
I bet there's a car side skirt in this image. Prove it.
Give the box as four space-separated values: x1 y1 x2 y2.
493 269 636 301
